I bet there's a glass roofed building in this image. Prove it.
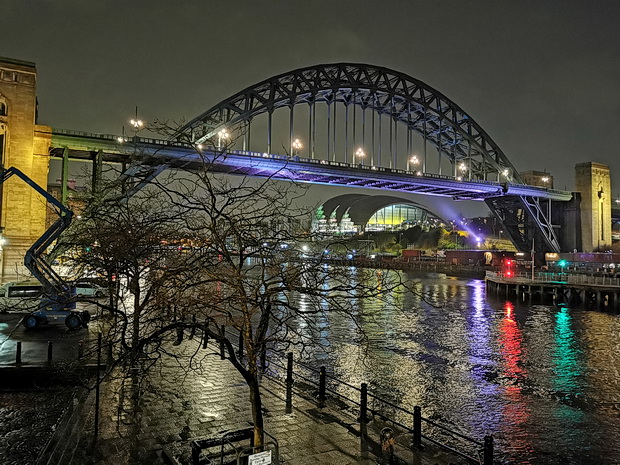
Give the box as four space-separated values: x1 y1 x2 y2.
314 194 447 235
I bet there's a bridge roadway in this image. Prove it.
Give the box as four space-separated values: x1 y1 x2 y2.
50 129 573 202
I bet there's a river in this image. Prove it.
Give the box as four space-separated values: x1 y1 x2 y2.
290 269 620 464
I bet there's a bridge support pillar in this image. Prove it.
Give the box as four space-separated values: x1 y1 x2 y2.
575 162 612 252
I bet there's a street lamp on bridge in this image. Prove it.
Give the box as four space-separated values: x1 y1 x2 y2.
355 147 365 166
217 128 230 150
291 138 303 156
407 155 419 172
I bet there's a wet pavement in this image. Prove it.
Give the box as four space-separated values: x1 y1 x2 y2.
0 310 465 465
50 338 463 465
0 304 98 366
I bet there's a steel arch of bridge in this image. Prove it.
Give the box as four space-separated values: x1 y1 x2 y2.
180 63 522 184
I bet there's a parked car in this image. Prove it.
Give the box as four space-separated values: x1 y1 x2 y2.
74 282 108 298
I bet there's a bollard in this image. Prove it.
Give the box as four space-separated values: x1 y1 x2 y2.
175 323 184 345
318 366 326 408
380 427 395 464
47 341 53 363
189 315 196 339
359 383 369 459
359 383 368 423
413 405 422 449
16 341 22 364
219 325 225 359
202 320 209 349
78 340 84 358
238 329 244 358
285 352 293 413
483 435 494 465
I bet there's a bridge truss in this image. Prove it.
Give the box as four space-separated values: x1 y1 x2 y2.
51 64 573 253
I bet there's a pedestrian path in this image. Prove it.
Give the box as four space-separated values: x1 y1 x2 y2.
40 339 466 465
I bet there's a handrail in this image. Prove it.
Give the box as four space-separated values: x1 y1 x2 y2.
224 328 484 461
487 270 620 287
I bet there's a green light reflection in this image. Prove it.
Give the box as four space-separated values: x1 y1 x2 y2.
553 307 584 422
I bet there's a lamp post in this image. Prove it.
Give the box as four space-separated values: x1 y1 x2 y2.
217 128 230 150
129 106 144 146
116 126 129 144
291 138 303 157
355 147 365 166
407 155 419 172
457 162 467 180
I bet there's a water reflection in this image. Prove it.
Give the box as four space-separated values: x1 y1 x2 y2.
284 271 620 464
498 300 532 458
552 307 584 427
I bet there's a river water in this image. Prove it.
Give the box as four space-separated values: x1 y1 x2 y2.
291 270 620 464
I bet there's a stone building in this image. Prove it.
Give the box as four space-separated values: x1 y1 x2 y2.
0 57 51 278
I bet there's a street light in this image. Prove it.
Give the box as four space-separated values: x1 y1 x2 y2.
116 126 128 143
217 128 230 150
129 106 143 132
355 147 365 166
292 138 303 156
407 155 419 172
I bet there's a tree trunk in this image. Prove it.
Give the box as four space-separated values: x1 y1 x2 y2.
248 374 264 449
131 275 141 353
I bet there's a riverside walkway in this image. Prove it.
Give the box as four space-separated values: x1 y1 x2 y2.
29 331 471 465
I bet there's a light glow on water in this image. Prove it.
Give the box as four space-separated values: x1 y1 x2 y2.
285 271 620 464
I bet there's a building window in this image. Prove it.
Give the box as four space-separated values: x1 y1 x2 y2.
0 102 6 116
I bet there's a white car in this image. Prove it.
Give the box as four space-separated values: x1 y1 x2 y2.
74 282 108 298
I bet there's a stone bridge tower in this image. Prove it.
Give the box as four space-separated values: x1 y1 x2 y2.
575 162 612 252
0 57 51 278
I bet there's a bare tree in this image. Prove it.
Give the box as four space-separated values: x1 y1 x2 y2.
66 126 411 449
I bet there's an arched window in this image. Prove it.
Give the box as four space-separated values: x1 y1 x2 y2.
0 101 6 116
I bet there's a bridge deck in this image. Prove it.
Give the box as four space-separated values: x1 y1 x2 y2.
50 129 573 201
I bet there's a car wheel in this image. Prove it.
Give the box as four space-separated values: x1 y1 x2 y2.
23 315 39 329
95 291 104 298
65 313 81 330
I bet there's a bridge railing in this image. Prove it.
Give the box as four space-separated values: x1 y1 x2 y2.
54 129 572 199
487 270 620 287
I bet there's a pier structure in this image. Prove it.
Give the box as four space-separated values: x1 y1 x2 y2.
485 270 620 309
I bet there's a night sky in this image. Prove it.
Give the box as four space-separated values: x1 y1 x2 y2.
2 1 619 211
